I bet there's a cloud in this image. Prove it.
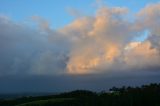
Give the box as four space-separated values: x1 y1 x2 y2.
136 3 160 50
0 3 160 77
124 41 160 69
0 16 69 76
1 2 160 93
136 2 160 33
62 6 145 74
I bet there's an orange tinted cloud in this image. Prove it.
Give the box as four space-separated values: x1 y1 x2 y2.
124 41 160 67
62 5 160 74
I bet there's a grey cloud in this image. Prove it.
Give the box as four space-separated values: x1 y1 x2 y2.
0 16 69 76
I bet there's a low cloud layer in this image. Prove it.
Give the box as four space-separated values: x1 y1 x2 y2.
0 3 160 76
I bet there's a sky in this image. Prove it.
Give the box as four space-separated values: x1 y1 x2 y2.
0 0 160 93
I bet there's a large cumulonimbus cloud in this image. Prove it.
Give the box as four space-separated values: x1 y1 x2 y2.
0 3 160 76
62 3 160 74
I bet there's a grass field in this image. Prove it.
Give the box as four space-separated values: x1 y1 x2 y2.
16 98 74 106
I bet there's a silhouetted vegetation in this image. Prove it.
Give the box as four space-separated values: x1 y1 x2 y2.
0 83 160 106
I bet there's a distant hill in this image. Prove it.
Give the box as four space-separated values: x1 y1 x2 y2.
0 92 57 99
0 83 160 106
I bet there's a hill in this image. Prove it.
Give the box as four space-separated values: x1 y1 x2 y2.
0 83 160 106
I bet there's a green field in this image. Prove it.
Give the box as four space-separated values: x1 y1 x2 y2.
16 98 74 106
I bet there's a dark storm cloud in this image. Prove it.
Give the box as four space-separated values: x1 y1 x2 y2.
0 69 160 93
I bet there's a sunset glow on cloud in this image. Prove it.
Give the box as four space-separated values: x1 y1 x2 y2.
0 0 160 93
61 3 160 74
0 2 160 76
